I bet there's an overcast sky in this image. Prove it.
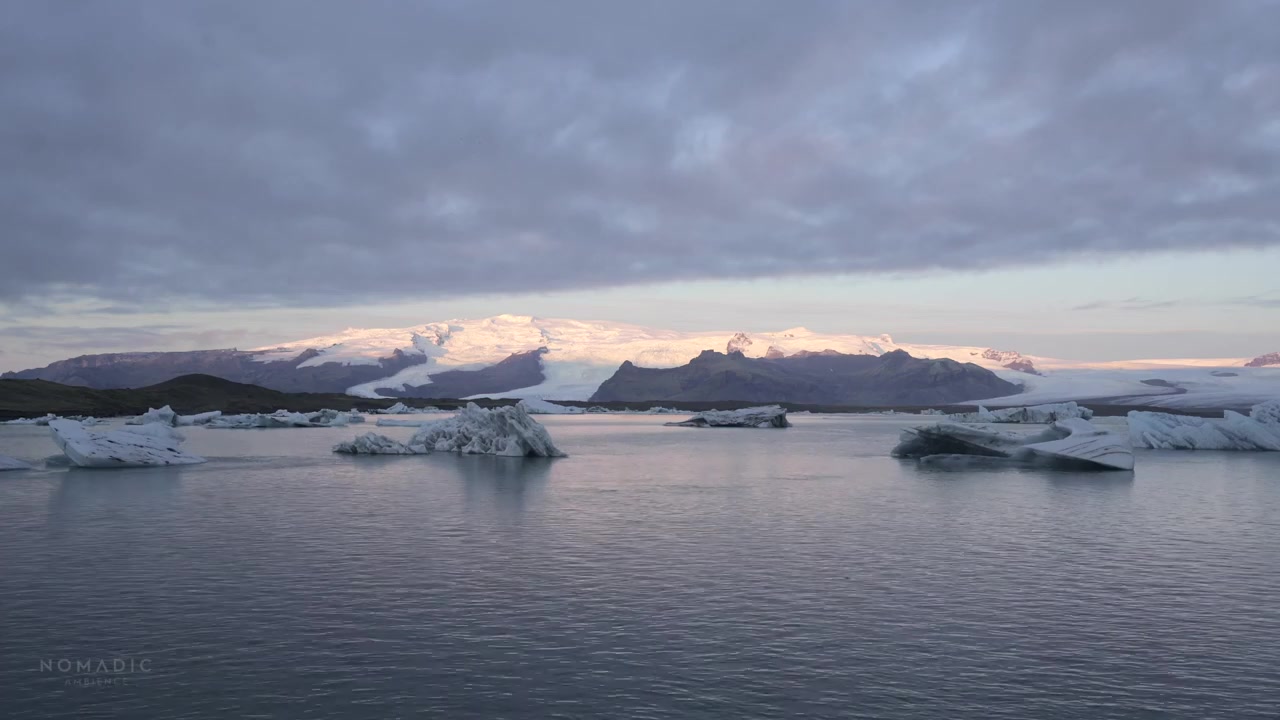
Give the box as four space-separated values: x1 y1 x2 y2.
2 0 1279 370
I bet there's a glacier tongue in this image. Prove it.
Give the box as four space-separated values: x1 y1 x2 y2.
518 398 585 415
1127 401 1280 450
49 420 206 468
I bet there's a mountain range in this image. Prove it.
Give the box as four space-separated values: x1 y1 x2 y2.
4 314 1278 409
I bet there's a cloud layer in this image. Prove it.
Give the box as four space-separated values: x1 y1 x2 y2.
3 0 1279 306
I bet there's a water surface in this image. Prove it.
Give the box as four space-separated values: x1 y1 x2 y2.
2 415 1278 719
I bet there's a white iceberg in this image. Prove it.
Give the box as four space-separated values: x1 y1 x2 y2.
517 398 585 415
333 432 418 455
374 417 435 427
373 402 447 414
334 403 566 457
948 402 1094 424
49 419 206 468
2 413 59 425
127 406 223 427
206 409 358 429
1127 401 1280 451
892 418 1134 471
0 455 31 471
664 405 791 428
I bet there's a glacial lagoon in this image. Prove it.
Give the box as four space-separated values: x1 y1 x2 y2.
2 414 1278 719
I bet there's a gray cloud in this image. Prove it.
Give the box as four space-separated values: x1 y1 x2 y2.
3 0 1279 307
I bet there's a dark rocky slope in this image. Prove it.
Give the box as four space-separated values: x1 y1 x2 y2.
1 348 426 393
589 349 1021 405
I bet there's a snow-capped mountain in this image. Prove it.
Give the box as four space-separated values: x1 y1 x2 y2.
246 314 1052 400
6 314 1278 409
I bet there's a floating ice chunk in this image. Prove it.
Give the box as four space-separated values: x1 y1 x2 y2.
0 455 31 471
374 417 436 427
1127 401 1280 451
49 419 206 468
893 418 1133 471
337 403 565 456
126 406 222 426
128 405 178 426
2 413 59 425
206 409 357 429
949 402 1093 424
373 402 447 414
518 398 585 414
664 405 790 428
118 423 186 442
178 410 222 426
411 403 566 456
333 432 418 455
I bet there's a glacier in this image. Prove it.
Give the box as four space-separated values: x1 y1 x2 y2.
49 420 207 468
1127 401 1280 451
948 402 1094 424
334 403 565 457
892 418 1134 471
664 406 791 429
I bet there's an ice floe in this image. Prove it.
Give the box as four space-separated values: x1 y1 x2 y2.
892 418 1133 471
518 398 585 414
334 403 566 457
333 433 418 455
206 409 360 429
1127 401 1280 451
948 402 1094 424
664 405 791 428
2 413 59 426
373 402 447 414
0 455 31 471
49 420 206 468
128 406 224 427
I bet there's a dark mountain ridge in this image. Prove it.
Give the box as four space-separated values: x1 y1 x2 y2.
589 349 1022 405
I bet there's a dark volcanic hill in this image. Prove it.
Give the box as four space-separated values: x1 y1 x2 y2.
0 346 549 398
589 349 1022 405
0 348 426 393
1245 352 1280 368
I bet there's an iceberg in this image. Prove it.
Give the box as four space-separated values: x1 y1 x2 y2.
2 413 59 425
664 405 791 429
0 455 31 471
373 402 447 414
206 409 359 429
948 402 1093 424
517 398 585 415
892 418 1133 471
49 419 206 468
374 417 435 427
333 432 417 455
127 406 223 427
334 403 566 457
1127 401 1280 451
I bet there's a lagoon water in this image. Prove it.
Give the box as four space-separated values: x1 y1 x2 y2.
1 414 1278 719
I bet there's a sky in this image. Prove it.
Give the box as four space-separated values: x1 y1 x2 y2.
2 0 1279 371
